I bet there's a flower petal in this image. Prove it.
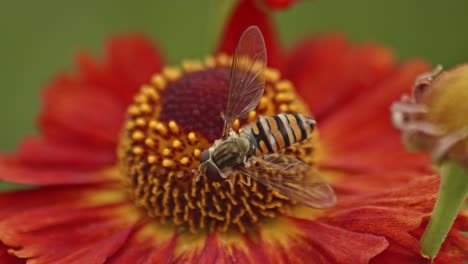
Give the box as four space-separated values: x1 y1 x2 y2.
197 232 227 263
50 226 133 264
286 34 396 121
0 186 137 263
38 35 163 156
320 60 432 174
40 77 125 149
17 137 115 169
285 34 395 119
331 170 426 195
282 217 388 264
77 35 164 105
0 155 114 185
218 0 282 67
0 243 22 264
322 175 468 263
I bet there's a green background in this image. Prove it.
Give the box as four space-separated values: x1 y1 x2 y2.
0 0 467 190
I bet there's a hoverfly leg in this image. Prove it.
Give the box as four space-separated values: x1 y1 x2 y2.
226 174 237 190
240 175 251 187
226 179 234 190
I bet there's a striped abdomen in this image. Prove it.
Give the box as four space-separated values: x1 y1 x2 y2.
241 113 316 156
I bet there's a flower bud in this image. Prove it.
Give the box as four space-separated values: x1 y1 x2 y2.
392 64 468 167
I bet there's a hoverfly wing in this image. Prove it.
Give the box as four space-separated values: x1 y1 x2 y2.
222 25 267 137
241 154 336 208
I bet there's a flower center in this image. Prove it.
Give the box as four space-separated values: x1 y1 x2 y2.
118 54 317 233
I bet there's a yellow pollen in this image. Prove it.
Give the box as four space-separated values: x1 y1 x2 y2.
145 138 156 148
162 66 182 82
127 105 141 116
180 156 190 166
275 80 293 92
147 155 158 164
162 148 172 157
187 132 198 144
279 104 289 112
139 103 152 113
204 56 216 68
233 119 241 131
264 68 281 82
125 121 135 130
118 55 316 234
154 122 168 135
275 92 295 103
247 111 257 122
162 159 176 168
134 94 147 104
151 74 166 90
168 121 180 134
149 120 158 129
132 131 145 141
172 139 183 149
193 149 201 158
289 104 299 112
258 97 269 111
135 118 146 127
216 53 232 67
132 146 144 155
182 59 205 72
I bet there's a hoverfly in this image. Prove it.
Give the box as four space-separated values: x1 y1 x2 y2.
198 25 336 209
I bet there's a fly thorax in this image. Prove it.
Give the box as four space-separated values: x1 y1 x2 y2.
212 140 246 170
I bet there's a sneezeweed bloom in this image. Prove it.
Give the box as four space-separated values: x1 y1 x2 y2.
392 64 468 260
1 1 468 264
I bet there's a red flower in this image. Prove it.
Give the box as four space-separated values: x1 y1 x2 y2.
1 1 467 263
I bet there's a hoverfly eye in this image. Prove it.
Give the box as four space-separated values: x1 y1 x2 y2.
205 162 222 180
200 149 210 163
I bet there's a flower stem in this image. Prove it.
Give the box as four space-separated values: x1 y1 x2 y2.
420 161 468 260
208 0 237 51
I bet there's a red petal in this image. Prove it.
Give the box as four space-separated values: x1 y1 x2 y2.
40 79 125 149
321 176 468 263
0 243 23 264
104 35 164 104
17 137 115 169
37 35 163 157
0 185 106 218
0 187 135 263
409 218 468 264
285 217 388 264
320 60 432 174
51 226 133 264
217 0 282 67
331 170 426 195
107 225 155 264
0 155 113 185
285 34 396 120
77 35 164 105
197 232 227 263
143 235 177 264
182 232 269 263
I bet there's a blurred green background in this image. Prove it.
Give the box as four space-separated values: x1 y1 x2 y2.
0 0 467 190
